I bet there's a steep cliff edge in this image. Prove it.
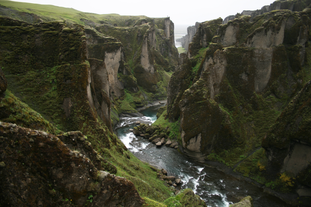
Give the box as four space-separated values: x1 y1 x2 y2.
166 1 311 204
0 2 188 206
223 0 311 24
0 2 179 124
177 22 200 51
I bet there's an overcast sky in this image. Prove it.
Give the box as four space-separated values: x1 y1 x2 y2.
11 0 275 26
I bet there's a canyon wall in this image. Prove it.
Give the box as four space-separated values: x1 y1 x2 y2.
0 4 182 205
167 3 311 204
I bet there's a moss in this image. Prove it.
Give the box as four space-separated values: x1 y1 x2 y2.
143 197 167 207
153 109 181 142
0 90 61 134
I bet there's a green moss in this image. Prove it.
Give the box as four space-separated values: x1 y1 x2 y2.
106 147 173 202
143 197 167 207
177 47 186 54
153 109 181 142
0 90 61 134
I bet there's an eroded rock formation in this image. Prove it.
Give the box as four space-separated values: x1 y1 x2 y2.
0 122 144 206
166 2 311 204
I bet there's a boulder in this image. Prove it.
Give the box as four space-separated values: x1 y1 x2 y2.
230 196 253 207
170 142 178 148
163 176 175 181
161 169 167 175
165 140 172 146
152 138 161 144
175 178 182 184
156 141 162 147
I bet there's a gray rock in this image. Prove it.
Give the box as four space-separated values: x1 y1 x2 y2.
156 141 162 147
161 169 167 175
152 138 161 144
230 196 253 207
97 170 109 182
165 140 172 146
164 176 175 181
175 178 181 184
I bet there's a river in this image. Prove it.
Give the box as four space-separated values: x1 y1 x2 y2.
115 104 291 207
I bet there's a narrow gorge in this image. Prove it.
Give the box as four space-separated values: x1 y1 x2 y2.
0 0 311 206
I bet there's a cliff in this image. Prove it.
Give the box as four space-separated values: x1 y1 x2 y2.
166 1 311 205
223 0 311 24
177 22 200 51
0 1 193 206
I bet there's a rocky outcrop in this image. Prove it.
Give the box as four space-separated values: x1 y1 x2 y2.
165 2 311 204
165 8 311 205
0 122 144 207
95 17 178 95
167 56 193 121
262 80 311 194
178 22 200 51
188 18 223 57
223 0 311 24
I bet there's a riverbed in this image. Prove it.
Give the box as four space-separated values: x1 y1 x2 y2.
115 104 291 207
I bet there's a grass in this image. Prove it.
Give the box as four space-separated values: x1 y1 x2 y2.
153 109 181 142
102 146 173 202
0 90 61 134
0 0 149 26
177 47 186 54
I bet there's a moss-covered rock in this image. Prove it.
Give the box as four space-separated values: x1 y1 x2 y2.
0 122 144 206
262 80 311 188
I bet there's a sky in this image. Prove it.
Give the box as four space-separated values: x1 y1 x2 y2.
11 0 275 26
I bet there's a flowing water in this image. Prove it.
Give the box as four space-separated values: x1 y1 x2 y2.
115 105 291 207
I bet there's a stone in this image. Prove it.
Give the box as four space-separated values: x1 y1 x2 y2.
156 141 162 147
161 169 167 175
163 176 175 181
165 140 172 146
175 178 181 184
97 170 109 182
230 196 253 207
160 138 165 145
152 138 160 144
170 142 178 148
0 161 5 167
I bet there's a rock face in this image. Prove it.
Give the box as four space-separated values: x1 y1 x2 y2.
0 67 7 95
178 22 200 51
262 80 311 190
223 0 311 24
188 18 222 57
166 3 311 202
168 7 311 154
0 122 144 207
95 17 178 94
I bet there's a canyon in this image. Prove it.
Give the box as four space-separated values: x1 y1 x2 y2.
0 0 311 206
